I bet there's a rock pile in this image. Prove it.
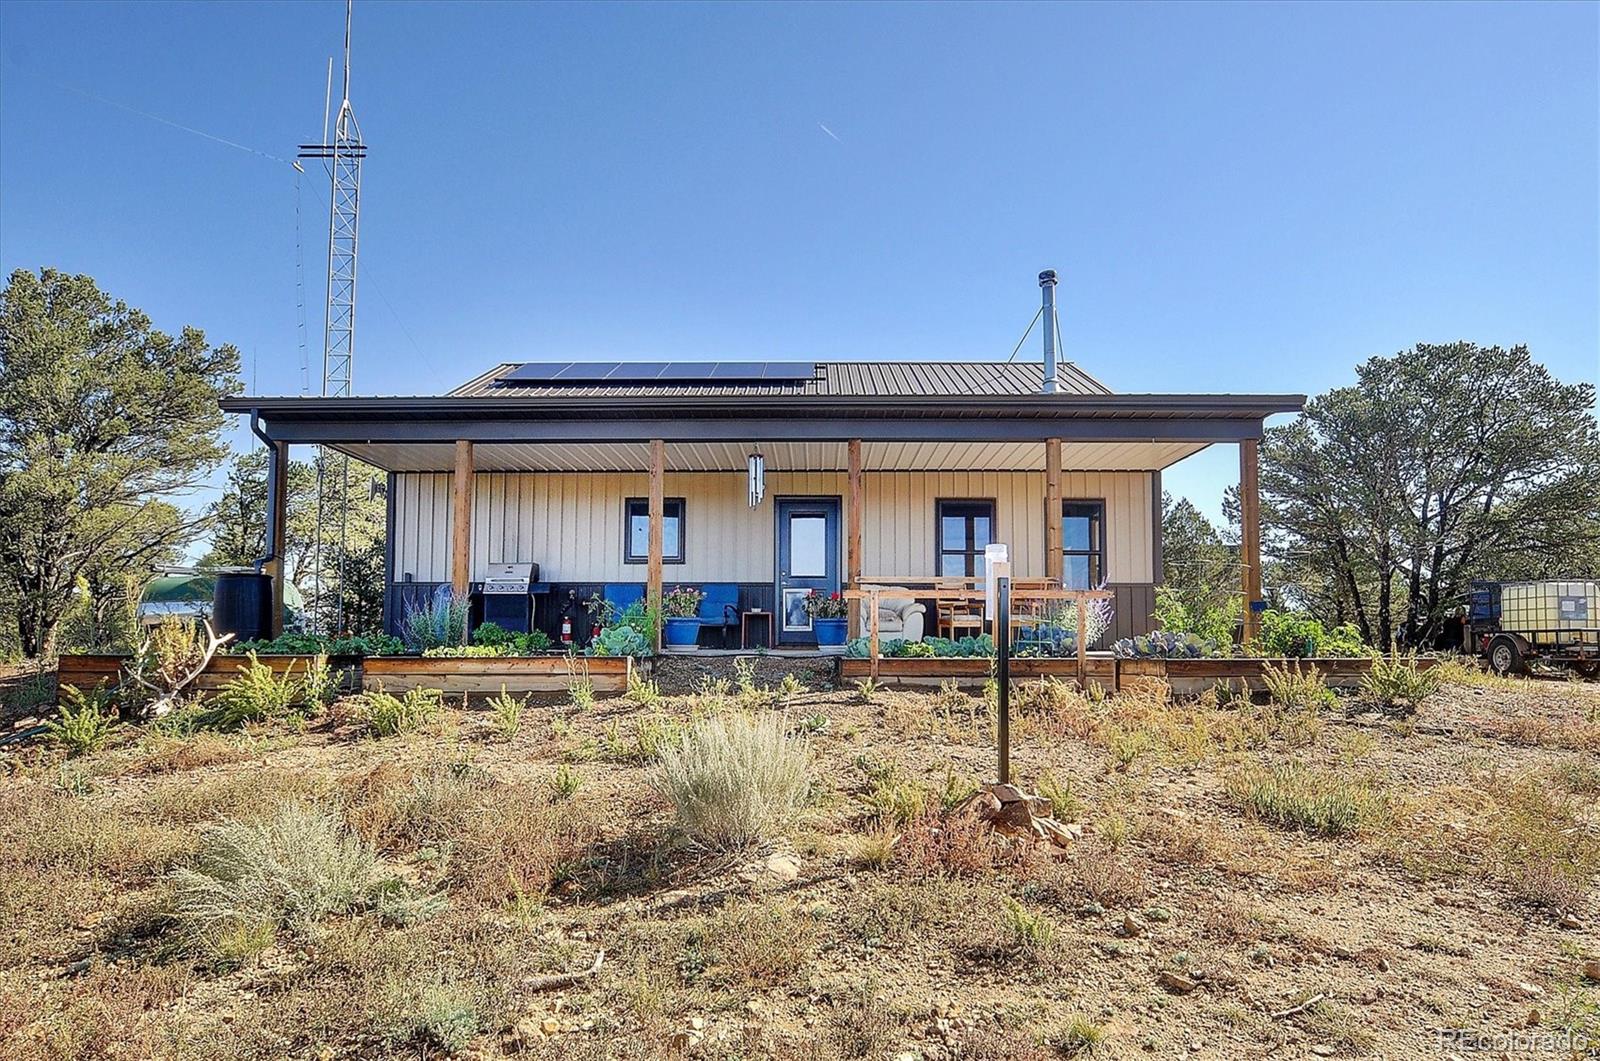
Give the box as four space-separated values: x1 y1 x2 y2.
948 782 1083 849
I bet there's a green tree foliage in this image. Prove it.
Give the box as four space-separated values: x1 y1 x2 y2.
1160 493 1237 615
202 447 386 634
1261 342 1600 648
0 268 239 657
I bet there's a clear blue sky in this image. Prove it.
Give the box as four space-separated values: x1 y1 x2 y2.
2 0 1596 524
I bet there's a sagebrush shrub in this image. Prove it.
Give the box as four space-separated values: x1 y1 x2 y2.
169 804 375 956
652 711 810 850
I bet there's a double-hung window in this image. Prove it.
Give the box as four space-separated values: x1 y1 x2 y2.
936 500 995 578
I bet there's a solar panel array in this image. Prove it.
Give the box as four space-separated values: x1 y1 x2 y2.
496 361 817 385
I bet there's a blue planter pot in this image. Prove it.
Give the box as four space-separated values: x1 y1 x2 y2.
663 617 701 650
814 617 848 648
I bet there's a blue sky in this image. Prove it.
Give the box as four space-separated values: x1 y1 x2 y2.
2 0 1596 525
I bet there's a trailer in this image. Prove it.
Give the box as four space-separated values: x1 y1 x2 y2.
1469 580 1600 677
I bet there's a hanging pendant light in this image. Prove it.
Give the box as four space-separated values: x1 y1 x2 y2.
747 450 766 508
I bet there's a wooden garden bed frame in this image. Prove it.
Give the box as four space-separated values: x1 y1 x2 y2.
839 653 1438 694
55 653 634 702
362 655 633 695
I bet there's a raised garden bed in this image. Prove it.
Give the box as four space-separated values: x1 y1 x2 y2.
55 652 633 703
839 654 1438 693
361 655 634 695
56 653 348 701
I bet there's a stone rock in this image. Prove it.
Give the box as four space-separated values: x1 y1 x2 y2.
764 854 800 882
511 1018 542 1046
1558 913 1583 930
689 1016 706 1031
1514 981 1543 999
1583 960 1600 983
1122 913 1148 938
541 1017 561 1035
1158 970 1199 994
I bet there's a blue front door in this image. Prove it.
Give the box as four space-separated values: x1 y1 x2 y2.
775 497 841 646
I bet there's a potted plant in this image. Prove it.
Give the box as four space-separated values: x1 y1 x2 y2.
805 590 849 650
661 586 705 650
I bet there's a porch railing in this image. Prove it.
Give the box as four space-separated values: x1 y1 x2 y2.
844 576 1115 681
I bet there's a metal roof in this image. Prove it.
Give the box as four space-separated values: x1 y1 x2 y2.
450 359 1113 399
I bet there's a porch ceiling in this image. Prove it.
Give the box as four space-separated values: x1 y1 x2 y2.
330 439 1211 473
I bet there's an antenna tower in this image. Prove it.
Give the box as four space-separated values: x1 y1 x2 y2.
298 1 367 633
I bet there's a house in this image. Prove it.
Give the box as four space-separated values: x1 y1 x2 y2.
225 351 1303 651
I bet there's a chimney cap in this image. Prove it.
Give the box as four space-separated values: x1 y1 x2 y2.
1038 269 1057 287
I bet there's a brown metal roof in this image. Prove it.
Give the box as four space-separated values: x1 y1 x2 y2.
449 359 1113 399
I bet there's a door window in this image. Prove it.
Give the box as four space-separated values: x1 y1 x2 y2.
789 515 827 577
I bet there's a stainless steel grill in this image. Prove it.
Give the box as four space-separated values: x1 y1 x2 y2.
481 562 538 594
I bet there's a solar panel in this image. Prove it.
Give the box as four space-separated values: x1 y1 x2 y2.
656 362 718 380
597 362 670 381
760 362 816 381
554 362 623 381
498 362 569 382
709 361 768 379
494 360 816 386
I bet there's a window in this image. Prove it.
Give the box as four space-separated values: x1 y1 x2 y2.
936 500 995 578
1061 501 1105 589
624 497 685 564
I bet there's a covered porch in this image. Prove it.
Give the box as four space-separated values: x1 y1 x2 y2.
228 387 1298 652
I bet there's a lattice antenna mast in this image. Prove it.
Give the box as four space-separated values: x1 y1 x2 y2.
301 1 366 400
298 1 367 633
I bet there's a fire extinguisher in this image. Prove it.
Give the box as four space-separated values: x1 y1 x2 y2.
560 615 573 644
590 620 602 641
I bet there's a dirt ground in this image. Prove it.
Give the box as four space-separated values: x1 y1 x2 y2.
2 658 1598 1060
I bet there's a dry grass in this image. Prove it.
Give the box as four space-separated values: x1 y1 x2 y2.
1227 761 1389 836
120 729 259 775
3 669 1598 1059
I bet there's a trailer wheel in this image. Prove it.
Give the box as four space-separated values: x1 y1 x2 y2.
1487 635 1524 676
1575 660 1599 680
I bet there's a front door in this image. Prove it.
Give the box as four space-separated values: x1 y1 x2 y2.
776 497 841 646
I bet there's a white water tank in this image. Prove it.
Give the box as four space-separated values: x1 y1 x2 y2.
1499 581 1599 645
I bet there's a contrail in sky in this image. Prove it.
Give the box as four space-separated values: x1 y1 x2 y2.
818 122 841 143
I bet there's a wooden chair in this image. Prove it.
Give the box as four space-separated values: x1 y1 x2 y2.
937 599 985 640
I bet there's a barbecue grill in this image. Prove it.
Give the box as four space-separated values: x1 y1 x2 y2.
478 562 540 632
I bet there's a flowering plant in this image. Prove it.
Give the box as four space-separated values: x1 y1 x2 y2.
662 586 705 619
803 590 848 620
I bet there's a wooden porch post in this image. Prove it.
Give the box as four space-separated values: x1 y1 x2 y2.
1240 437 1262 644
1044 437 1063 584
648 439 665 651
451 440 474 600
267 440 289 637
847 439 863 636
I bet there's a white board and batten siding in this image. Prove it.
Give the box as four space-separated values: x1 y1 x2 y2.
390 470 1155 585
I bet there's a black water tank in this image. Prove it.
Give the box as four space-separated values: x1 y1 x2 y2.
212 572 272 643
